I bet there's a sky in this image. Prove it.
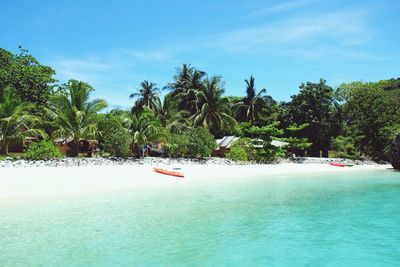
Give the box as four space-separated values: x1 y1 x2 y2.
1 0 399 109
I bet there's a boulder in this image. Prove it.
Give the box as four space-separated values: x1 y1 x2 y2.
389 135 400 170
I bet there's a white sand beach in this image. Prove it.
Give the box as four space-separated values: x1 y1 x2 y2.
0 163 391 204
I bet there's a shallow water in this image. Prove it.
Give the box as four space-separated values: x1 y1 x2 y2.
1 170 400 266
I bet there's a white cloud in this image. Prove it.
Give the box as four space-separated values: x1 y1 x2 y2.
208 9 373 53
249 0 320 16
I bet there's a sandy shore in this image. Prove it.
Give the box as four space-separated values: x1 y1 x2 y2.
0 163 391 204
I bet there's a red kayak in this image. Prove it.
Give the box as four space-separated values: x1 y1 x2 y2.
330 162 346 167
153 167 185 178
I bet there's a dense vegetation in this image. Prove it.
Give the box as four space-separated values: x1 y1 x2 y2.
0 47 399 162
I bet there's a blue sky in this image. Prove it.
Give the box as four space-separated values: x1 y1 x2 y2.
1 0 399 109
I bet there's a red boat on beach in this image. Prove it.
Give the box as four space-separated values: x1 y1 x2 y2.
330 162 346 167
153 167 185 178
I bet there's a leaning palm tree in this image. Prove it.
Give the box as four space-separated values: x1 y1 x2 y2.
123 109 167 157
0 87 47 155
130 80 160 113
48 80 108 156
191 76 237 136
235 75 267 125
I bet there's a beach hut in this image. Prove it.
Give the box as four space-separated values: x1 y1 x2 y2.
213 136 240 157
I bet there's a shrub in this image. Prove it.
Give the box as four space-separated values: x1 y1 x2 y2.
26 140 63 160
165 134 189 157
226 145 247 161
331 135 359 159
165 127 216 158
103 128 131 157
226 138 255 161
389 134 400 170
186 127 216 158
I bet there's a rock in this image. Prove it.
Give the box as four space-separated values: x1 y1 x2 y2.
389 135 400 170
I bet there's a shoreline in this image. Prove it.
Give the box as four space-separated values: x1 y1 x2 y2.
0 156 385 168
0 162 392 205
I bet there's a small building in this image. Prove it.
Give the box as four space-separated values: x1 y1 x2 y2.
213 136 240 157
54 137 98 157
213 136 290 157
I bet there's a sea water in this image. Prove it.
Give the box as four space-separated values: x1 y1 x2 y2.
1 170 400 266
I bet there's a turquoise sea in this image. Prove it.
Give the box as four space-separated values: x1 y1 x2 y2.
1 170 400 266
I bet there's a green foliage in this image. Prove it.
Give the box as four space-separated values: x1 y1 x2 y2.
97 109 132 157
167 64 206 115
103 128 131 157
0 47 56 108
166 127 216 158
339 80 400 160
0 87 47 155
130 80 160 114
234 75 277 126
126 109 167 147
48 80 108 156
239 122 285 162
226 145 247 161
389 134 400 169
289 79 339 157
191 76 237 136
165 134 189 157
226 138 257 161
26 140 63 160
330 135 359 159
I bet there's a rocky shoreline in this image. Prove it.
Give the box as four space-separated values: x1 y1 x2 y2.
0 156 384 168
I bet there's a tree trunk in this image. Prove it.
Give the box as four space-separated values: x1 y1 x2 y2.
322 148 329 158
2 141 9 155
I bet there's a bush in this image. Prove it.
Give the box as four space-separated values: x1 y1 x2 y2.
26 140 63 160
165 127 216 158
226 138 255 162
165 134 189 157
331 135 359 159
103 128 131 157
226 145 247 161
389 134 400 170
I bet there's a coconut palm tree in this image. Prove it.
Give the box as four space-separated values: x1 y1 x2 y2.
123 109 167 157
235 75 267 125
48 80 107 156
191 76 237 136
167 64 206 115
130 80 160 113
0 87 46 155
153 94 188 134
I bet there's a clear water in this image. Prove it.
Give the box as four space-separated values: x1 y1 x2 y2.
1 170 400 267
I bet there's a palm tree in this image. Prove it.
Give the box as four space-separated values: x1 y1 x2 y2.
235 75 267 125
130 80 160 113
167 64 206 114
0 87 46 155
123 109 167 157
48 80 108 156
153 94 188 134
191 76 237 136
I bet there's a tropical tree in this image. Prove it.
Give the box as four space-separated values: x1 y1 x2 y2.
153 94 187 134
235 75 268 125
129 80 160 113
48 80 108 156
289 79 339 157
167 64 206 114
123 109 167 156
0 87 46 155
191 76 237 136
0 47 57 108
338 80 400 160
